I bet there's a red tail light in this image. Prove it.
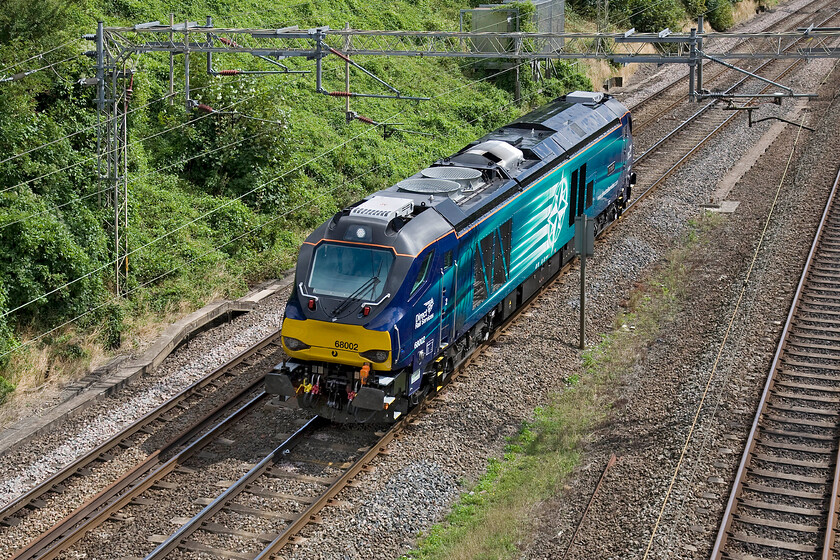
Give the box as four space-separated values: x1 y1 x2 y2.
363 306 371 316
308 298 316 310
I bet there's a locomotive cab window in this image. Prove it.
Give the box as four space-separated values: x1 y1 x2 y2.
411 251 434 296
443 250 453 270
308 243 394 300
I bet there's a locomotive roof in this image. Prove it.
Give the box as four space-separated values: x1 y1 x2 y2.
324 92 629 256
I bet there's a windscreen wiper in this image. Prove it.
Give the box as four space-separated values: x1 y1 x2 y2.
330 276 379 318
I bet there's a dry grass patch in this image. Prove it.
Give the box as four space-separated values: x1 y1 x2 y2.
402 212 723 560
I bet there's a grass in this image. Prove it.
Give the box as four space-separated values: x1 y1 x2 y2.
403 211 725 560
0 0 598 403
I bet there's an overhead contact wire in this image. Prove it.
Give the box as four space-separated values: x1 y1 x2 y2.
640 115 808 559
0 66 537 359
0 39 80 76
0 130 263 232
0 54 81 84
0 93 258 196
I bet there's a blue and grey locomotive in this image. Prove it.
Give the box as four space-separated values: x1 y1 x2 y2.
266 91 634 422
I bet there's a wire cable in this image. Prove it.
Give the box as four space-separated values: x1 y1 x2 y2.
0 54 80 84
640 115 808 560
0 89 187 168
0 38 80 76
0 128 264 232
0 93 258 197
0 70 264 170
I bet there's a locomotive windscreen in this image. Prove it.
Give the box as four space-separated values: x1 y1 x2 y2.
307 243 394 300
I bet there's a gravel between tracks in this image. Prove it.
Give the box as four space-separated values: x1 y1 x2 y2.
282 20 840 560
0 2 834 558
0 292 294 557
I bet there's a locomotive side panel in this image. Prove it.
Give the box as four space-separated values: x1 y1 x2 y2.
454 118 628 341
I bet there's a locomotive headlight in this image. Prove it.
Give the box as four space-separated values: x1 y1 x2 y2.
283 336 310 351
343 225 371 242
360 349 389 363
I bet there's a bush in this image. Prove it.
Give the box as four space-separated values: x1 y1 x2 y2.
0 0 595 385
0 374 13 403
683 0 706 18
707 0 735 30
609 0 686 32
624 0 685 32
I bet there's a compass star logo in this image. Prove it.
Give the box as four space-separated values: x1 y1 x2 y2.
547 175 570 246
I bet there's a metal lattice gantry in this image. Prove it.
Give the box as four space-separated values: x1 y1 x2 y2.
92 21 130 295
98 22 840 63
88 18 840 294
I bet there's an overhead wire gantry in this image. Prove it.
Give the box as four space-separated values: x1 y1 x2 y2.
85 17 840 294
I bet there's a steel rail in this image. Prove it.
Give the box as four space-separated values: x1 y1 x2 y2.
144 415 325 559
252 411 406 558
0 329 281 527
10 5 836 557
10 391 271 560
710 161 840 560
7 374 269 560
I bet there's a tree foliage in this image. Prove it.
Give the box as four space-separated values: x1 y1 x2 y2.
0 0 592 390
707 0 735 30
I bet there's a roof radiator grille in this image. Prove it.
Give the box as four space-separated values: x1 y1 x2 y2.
349 196 414 222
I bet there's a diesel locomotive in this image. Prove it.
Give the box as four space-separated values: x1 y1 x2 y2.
266 91 634 422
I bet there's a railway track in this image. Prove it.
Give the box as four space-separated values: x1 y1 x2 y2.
9 395 385 560
710 166 840 559
10 391 276 560
3 3 837 559
144 416 389 560
624 7 840 213
0 332 284 539
626 0 836 133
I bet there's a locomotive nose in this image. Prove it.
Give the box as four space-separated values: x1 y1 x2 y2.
280 317 393 371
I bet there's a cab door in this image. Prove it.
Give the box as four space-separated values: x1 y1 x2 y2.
439 250 456 347
407 250 436 395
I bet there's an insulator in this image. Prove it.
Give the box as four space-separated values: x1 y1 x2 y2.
328 91 351 97
328 48 351 62
356 115 376 125
196 103 215 113
218 36 241 48
217 69 240 75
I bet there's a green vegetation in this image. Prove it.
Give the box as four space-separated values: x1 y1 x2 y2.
567 0 737 31
0 2 588 396
404 212 723 560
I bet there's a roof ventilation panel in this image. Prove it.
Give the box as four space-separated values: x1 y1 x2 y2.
420 167 483 192
566 91 604 105
465 140 524 174
397 178 463 199
349 196 414 222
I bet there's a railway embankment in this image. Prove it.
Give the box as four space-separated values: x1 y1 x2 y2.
1 0 835 557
